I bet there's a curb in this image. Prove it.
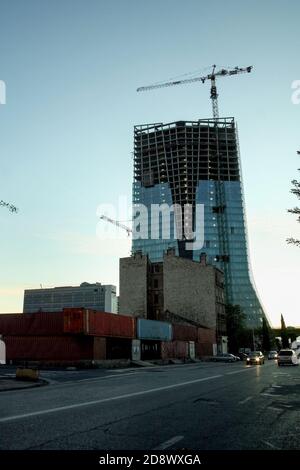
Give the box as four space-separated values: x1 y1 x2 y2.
0 378 48 392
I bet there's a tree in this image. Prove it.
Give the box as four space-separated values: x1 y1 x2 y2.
261 317 272 352
0 200 18 213
280 314 289 348
226 304 250 353
287 150 300 246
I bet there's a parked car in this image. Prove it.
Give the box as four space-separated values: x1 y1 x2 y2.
268 350 278 360
277 349 299 366
246 351 265 365
212 353 240 363
237 352 249 361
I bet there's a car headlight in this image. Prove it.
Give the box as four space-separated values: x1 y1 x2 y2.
256 358 260 362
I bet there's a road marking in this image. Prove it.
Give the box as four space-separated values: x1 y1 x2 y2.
267 406 282 412
226 368 252 375
153 435 184 450
272 385 282 388
261 440 280 450
0 374 222 423
238 396 253 405
261 393 281 397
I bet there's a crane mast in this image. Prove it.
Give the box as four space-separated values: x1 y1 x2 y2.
137 64 253 119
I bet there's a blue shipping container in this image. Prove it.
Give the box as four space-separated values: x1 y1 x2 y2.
137 319 172 341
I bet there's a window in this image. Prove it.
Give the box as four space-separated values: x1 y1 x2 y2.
154 294 159 304
153 279 159 289
230 227 235 234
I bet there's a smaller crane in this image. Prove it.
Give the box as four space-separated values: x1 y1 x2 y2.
99 215 132 236
137 64 253 119
0 200 18 213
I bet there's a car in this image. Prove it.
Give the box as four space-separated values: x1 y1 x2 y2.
277 349 299 366
246 351 265 365
237 352 249 361
212 353 240 363
268 350 278 360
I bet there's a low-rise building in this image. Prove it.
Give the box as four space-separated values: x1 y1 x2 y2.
23 282 117 314
119 249 227 350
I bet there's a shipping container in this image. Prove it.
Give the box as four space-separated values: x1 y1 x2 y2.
197 327 216 344
161 340 189 360
172 324 198 342
3 335 96 361
63 308 135 339
141 340 161 360
196 342 214 357
0 312 64 336
137 318 172 341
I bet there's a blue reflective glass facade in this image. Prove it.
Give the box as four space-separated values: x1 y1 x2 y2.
132 119 265 327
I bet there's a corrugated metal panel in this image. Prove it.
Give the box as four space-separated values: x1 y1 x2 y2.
93 337 106 360
161 340 189 359
196 342 214 357
0 312 64 336
63 308 136 338
197 327 216 344
4 335 94 361
63 308 86 334
172 324 198 342
88 311 135 338
137 319 172 341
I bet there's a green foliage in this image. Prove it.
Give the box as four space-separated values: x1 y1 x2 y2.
281 314 289 348
226 304 252 353
287 154 300 246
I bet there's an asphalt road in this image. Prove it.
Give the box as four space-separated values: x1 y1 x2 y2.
0 360 299 450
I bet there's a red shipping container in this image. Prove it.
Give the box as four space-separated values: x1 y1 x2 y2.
196 342 214 357
161 340 189 360
3 335 98 361
63 308 136 339
63 308 87 334
172 324 198 342
197 327 216 344
0 312 64 336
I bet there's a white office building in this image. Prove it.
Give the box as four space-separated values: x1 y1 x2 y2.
23 282 118 314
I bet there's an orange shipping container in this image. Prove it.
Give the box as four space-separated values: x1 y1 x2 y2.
63 308 136 339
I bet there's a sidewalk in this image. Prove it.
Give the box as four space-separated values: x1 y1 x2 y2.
0 377 47 392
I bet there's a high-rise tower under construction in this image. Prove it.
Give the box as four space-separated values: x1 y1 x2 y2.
132 117 264 328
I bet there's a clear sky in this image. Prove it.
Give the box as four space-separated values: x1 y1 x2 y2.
0 0 299 327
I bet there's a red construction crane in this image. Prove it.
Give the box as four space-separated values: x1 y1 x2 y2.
137 64 253 119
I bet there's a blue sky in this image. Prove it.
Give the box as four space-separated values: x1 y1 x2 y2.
0 0 299 326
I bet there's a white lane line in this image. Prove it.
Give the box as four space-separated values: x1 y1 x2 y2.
272 385 282 388
238 396 253 405
76 372 138 383
226 369 252 375
0 374 222 423
261 440 280 450
261 393 282 397
153 435 184 450
268 406 282 412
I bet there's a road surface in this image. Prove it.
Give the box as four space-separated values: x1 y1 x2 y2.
0 361 299 450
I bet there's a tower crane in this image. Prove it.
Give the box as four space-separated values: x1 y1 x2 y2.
99 215 132 236
0 200 18 213
137 64 253 119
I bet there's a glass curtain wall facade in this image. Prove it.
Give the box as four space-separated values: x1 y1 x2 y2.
132 119 264 327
